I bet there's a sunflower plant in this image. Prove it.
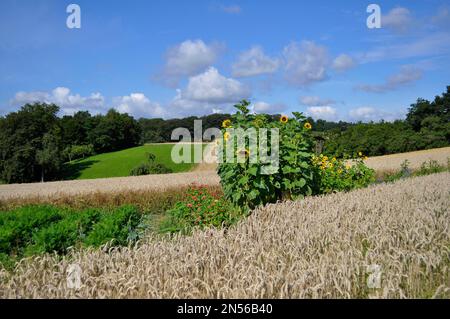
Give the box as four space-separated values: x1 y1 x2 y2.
312 153 375 194
217 100 316 209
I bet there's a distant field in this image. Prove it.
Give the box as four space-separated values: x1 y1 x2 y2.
64 144 203 180
363 146 450 173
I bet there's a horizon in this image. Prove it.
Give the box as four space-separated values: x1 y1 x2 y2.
1 0 449 122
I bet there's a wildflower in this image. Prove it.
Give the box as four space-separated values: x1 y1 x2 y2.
363 156 368 160
187 203 193 208
337 169 343 174
222 119 232 128
304 122 312 130
323 156 329 162
280 115 289 123
332 157 336 162
358 152 363 157
224 132 230 141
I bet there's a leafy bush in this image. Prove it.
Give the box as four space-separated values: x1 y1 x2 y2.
217 100 316 209
312 153 376 194
25 209 101 255
0 205 143 268
84 206 142 247
160 184 242 234
0 206 63 255
130 152 173 176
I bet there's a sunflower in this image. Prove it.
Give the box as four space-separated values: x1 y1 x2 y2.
280 115 289 123
236 149 250 158
358 151 363 157
304 122 312 130
222 119 232 128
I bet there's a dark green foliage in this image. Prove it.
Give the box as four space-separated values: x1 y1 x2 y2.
138 113 230 143
0 205 63 255
0 103 62 183
129 152 173 176
84 206 141 247
25 209 100 255
0 205 143 267
324 86 450 157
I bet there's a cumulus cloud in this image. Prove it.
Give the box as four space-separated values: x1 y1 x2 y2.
221 5 242 14
306 106 338 121
155 39 223 87
10 87 105 115
349 107 404 122
252 101 286 114
332 54 355 72
282 41 330 87
382 7 413 33
232 46 279 77
357 65 423 93
300 96 335 107
113 93 165 118
169 67 251 116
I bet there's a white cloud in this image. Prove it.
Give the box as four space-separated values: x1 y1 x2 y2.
169 67 251 116
357 65 423 93
10 87 105 114
180 67 250 103
382 7 413 33
113 93 165 118
282 41 330 87
349 107 404 122
300 96 335 107
306 106 337 121
332 54 355 72
232 46 279 77
221 5 242 14
252 101 286 114
156 39 223 86
359 32 450 63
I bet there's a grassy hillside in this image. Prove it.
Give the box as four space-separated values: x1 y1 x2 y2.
63 144 202 180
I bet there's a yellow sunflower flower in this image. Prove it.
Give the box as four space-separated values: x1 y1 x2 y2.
280 115 289 123
222 119 232 128
304 122 312 130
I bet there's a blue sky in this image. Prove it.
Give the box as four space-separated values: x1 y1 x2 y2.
0 0 449 121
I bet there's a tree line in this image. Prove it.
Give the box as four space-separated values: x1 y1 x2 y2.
0 86 448 183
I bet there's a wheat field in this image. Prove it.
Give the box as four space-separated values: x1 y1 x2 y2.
1 172 448 299
1 146 448 201
363 146 450 173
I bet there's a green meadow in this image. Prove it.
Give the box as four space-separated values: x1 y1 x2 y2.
64 144 202 180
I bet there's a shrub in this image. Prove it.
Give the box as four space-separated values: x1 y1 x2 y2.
130 152 173 176
84 206 142 247
0 205 143 268
160 184 243 234
25 209 101 255
217 100 316 209
312 153 376 193
0 206 63 255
